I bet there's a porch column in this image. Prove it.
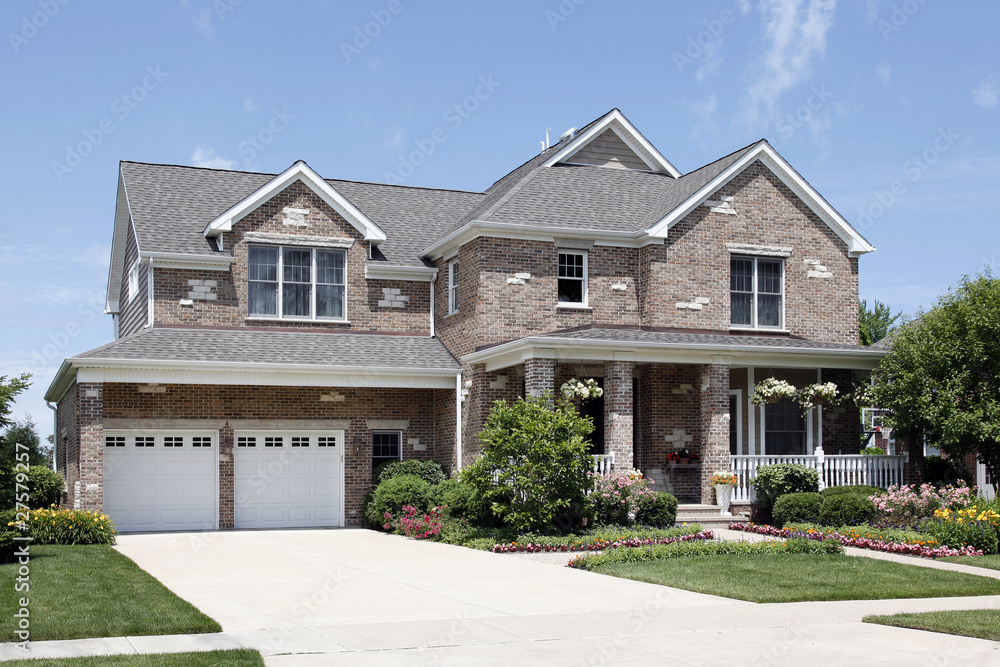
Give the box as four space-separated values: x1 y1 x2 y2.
524 357 555 398
77 382 104 512
699 361 730 504
604 360 635 470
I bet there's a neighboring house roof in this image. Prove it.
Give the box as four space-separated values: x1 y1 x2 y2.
463 324 886 372
45 327 460 401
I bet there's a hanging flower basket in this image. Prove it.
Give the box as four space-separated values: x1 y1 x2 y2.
797 382 840 413
750 378 798 405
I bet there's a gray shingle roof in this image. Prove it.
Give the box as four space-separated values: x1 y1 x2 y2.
539 325 880 353
74 327 460 370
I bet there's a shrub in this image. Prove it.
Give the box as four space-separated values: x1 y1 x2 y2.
5 508 116 545
870 483 974 528
0 529 14 563
635 492 678 527
427 478 493 523
926 505 1000 554
27 466 64 508
772 492 821 528
461 395 595 533
366 474 431 528
751 464 819 508
820 485 883 499
592 470 655 525
861 446 884 456
374 459 446 486
819 494 877 526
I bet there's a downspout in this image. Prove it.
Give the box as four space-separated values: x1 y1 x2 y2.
455 372 463 471
46 401 57 472
429 273 436 337
146 257 154 328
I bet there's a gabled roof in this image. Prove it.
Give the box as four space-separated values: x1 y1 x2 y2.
203 161 387 243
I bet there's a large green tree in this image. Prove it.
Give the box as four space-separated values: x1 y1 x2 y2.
871 274 1000 492
0 374 31 431
859 298 902 345
1 417 51 468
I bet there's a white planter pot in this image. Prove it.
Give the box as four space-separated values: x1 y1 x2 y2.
715 484 734 517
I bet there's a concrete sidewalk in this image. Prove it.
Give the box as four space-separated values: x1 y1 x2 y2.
2 529 999 665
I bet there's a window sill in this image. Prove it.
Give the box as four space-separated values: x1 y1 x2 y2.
729 326 790 335
443 310 460 319
556 303 592 312
246 317 351 325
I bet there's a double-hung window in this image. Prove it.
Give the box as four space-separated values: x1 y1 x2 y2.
731 257 783 329
558 251 587 305
447 259 459 314
248 245 346 320
372 431 401 470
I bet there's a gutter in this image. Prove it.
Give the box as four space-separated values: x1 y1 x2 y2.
46 401 57 472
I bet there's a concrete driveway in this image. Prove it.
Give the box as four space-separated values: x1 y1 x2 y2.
113 529 1000 665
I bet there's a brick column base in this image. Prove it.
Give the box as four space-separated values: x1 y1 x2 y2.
604 360 635 470
524 358 555 399
699 363 730 504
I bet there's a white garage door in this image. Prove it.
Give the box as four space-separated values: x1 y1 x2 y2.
103 431 218 532
234 431 345 529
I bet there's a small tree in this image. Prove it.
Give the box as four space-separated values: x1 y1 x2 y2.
871 273 1000 493
461 392 596 533
0 374 31 431
1 418 50 469
859 299 902 346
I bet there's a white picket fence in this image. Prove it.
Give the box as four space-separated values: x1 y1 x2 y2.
592 453 615 476
730 449 905 503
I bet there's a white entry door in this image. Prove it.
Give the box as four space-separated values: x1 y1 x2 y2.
979 462 996 501
103 431 218 532
234 431 345 529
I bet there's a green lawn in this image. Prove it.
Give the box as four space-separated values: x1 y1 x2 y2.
591 554 1000 603
940 554 1000 571
0 545 221 641
864 609 1000 641
0 650 264 667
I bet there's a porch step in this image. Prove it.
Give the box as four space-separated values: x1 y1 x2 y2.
676 503 749 526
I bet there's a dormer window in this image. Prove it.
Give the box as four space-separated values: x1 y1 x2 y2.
558 251 587 305
248 245 346 320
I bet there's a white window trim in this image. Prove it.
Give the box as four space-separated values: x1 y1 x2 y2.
127 260 140 303
730 256 785 330
557 250 588 307
729 389 742 455
248 244 348 322
372 429 403 464
447 258 459 314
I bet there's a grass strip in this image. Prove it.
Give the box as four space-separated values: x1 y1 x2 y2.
864 609 1000 641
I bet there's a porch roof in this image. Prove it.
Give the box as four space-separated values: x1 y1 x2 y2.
44 326 461 401
463 325 886 372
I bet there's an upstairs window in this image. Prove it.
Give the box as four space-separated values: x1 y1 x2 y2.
448 259 459 314
558 251 587 305
731 257 783 329
248 245 346 320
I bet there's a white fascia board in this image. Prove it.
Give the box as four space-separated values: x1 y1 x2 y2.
644 142 876 257
365 264 438 282
67 358 460 390
202 161 387 243
542 110 682 178
106 169 135 314
422 221 651 261
44 359 76 403
463 336 886 373
139 252 234 271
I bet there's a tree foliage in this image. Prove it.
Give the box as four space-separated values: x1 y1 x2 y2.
859 299 902 346
461 394 595 533
0 374 31 431
871 273 1000 492
1 418 51 468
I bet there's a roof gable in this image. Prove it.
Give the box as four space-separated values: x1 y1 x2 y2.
202 161 387 244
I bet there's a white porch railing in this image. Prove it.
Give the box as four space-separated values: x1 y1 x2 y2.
592 453 615 476
730 450 906 503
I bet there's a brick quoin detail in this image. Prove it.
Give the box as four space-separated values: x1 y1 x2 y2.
604 360 634 470
699 364 730 504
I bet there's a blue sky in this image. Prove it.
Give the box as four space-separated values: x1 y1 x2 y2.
2 0 998 439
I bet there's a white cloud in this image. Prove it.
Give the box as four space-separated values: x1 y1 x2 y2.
193 8 215 37
685 94 721 142
740 0 837 126
876 63 890 85
695 39 725 83
973 74 999 109
383 127 404 149
191 146 236 170
243 98 259 114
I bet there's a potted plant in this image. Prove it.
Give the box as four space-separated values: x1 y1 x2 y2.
687 450 700 464
750 377 797 405
666 451 680 466
710 471 737 516
797 381 840 411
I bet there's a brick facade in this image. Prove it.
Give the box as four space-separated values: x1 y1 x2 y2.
604 360 634 470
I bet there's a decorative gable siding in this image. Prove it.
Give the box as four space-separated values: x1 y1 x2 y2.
151 181 431 333
118 219 148 337
563 128 650 170
640 160 859 344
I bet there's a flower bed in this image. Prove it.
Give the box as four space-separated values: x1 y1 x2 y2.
728 522 983 558
492 529 714 553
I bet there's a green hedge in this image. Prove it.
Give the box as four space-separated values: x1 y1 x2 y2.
820 485 883 499
819 494 878 526
752 464 819 508
571 536 843 569
635 492 678 527
365 474 431 527
373 459 446 486
773 492 822 528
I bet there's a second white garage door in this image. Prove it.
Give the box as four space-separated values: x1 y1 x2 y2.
234 430 345 529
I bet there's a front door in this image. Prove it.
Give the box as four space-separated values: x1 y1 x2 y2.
579 377 605 455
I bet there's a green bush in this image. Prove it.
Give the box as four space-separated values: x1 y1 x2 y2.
461 395 595 533
0 529 14 563
752 464 820 508
365 474 431 528
374 459 446 486
428 478 491 523
635 492 678 527
820 485 883 499
6 508 116 545
819 494 878 526
772 492 822 528
27 466 64 508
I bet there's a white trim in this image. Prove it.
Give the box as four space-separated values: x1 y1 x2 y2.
127 260 139 303
557 249 588 307
455 372 463 471
365 264 438 282
447 258 460 315
729 389 743 455
747 367 756 455
248 244 347 323
106 169 135 315
202 160 386 243
371 429 403 467
730 256 785 330
146 260 154 328
726 243 792 258
542 110 682 177
644 142 876 257
138 252 233 271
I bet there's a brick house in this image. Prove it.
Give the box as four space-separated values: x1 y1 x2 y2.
46 109 886 531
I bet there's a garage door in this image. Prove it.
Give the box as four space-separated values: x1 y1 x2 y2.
234 430 345 529
103 431 217 532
